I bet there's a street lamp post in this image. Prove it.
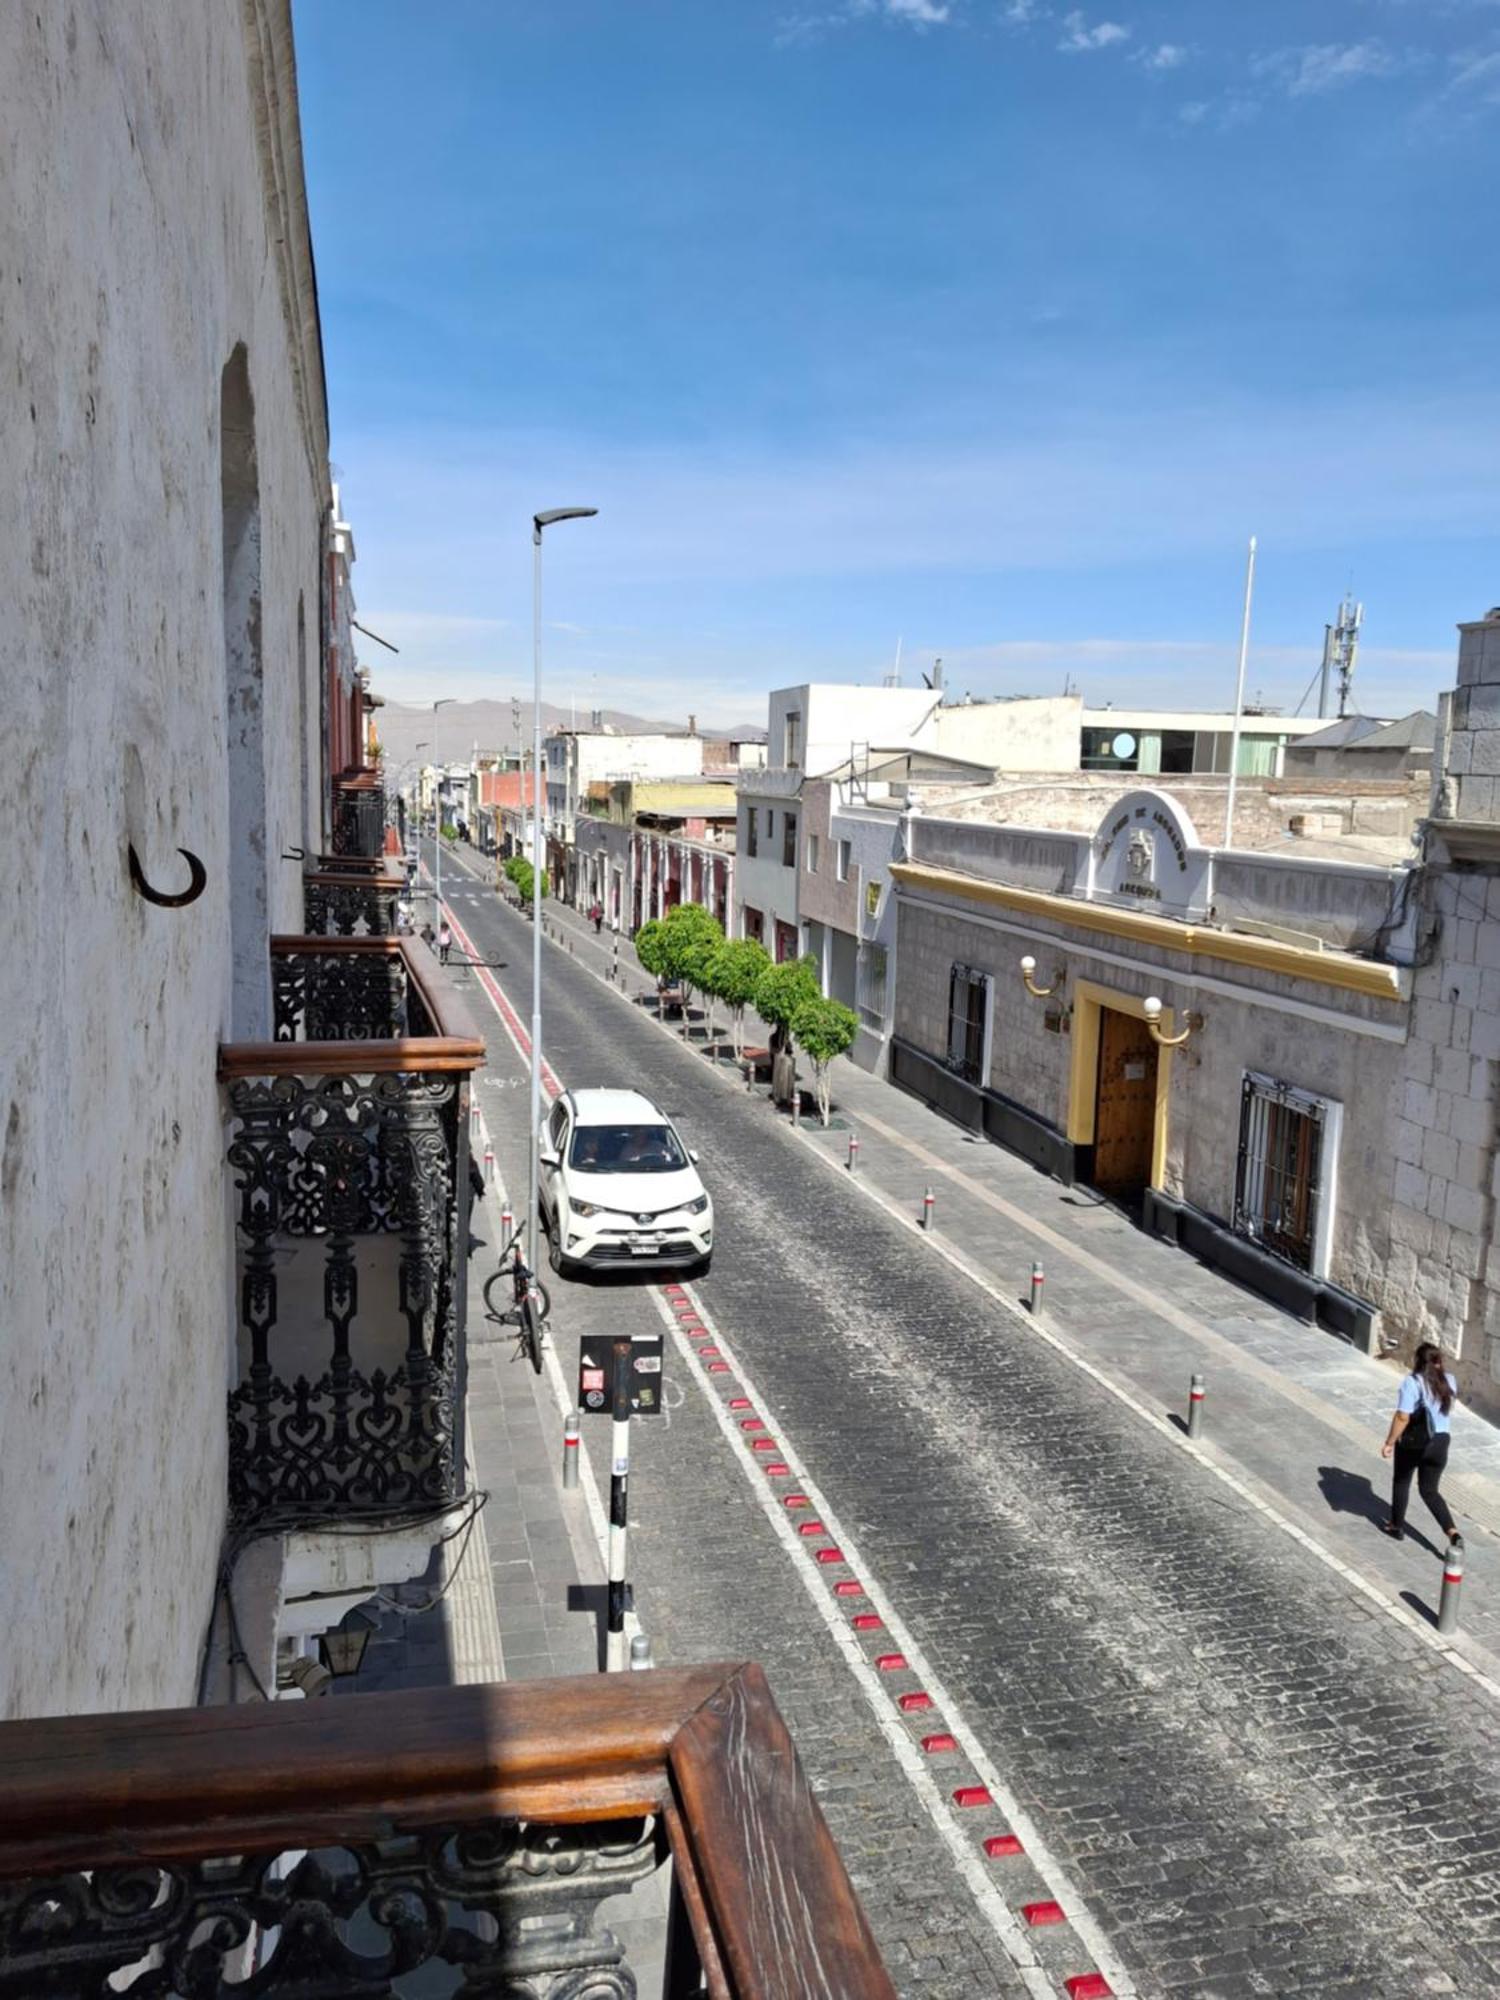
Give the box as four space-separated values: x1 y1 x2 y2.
433 699 455 934
529 507 598 1276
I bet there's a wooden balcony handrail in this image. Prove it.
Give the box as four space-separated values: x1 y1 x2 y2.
0 1664 895 2000
217 934 485 1080
302 868 406 891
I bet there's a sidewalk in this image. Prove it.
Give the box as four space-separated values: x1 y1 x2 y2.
509 866 1500 1672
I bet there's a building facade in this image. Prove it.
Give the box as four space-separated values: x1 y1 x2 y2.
884 611 1500 1415
0 0 477 1720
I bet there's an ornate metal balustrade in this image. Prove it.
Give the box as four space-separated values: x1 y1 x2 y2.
221 938 484 1527
0 1664 895 1999
303 869 405 937
332 771 388 860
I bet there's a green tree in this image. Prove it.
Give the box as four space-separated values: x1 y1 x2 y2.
755 956 819 1057
635 918 669 1013
659 903 724 1039
790 995 860 1126
506 857 548 907
704 938 771 1056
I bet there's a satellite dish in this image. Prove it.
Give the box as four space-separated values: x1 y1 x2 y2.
1110 732 1138 760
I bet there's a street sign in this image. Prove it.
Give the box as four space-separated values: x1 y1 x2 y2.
578 1332 664 1415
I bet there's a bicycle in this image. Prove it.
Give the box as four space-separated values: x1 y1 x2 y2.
482 1225 552 1376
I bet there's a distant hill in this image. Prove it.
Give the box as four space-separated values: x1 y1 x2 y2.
374 699 763 770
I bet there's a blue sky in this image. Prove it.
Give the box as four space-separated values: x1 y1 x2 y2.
294 1 1499 728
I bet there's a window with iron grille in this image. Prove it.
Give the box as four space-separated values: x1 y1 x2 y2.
1233 1073 1331 1273
858 943 888 1026
782 813 798 868
746 806 758 858
946 963 990 1084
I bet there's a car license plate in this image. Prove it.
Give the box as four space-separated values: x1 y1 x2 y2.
630 1236 662 1254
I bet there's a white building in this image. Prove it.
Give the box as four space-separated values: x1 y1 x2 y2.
0 0 478 1722
544 727 705 901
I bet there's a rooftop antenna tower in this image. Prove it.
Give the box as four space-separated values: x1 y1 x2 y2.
883 635 904 688
1318 594 1363 719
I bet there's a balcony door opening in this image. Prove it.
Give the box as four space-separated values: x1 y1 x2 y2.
221 344 268 1038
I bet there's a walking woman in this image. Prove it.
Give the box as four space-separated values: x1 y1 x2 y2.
1381 1342 1463 1549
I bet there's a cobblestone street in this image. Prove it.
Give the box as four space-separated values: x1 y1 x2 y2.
436 845 1500 1998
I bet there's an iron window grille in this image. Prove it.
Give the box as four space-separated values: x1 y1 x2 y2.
746 807 758 858
946 963 990 1084
782 814 798 869
1233 1072 1326 1272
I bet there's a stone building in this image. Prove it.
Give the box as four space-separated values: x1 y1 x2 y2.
0 0 468 1720
886 609 1500 1417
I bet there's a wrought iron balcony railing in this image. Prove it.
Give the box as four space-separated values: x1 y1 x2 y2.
332 769 388 860
0 1663 895 1998
303 868 406 937
220 937 485 1527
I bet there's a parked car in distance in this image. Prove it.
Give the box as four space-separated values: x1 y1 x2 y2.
538 1087 713 1278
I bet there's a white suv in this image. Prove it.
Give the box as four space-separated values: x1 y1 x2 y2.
539 1088 714 1278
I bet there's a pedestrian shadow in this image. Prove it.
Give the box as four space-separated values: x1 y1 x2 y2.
1317 1465 1443 1557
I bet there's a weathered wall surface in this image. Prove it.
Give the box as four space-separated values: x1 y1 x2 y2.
0 3 327 1716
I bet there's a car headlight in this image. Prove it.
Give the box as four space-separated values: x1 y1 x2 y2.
571 1199 604 1218
686 1194 710 1216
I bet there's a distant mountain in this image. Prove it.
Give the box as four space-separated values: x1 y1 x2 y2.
373 698 763 770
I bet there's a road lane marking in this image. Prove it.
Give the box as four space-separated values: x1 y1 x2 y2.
648 1281 1133 2000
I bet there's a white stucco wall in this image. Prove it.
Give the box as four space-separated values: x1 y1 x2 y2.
0 2 328 1717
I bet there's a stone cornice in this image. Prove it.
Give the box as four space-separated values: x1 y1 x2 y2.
890 861 1408 1001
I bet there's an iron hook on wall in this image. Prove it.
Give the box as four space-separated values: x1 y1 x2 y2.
127 844 207 909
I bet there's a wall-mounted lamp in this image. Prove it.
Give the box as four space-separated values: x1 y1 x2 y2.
318 1607 377 1680
1019 955 1063 1000
1143 995 1204 1048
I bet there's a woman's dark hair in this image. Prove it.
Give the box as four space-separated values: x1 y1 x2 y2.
1413 1341 1454 1415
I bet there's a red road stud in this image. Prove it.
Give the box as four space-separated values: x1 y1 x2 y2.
815 1546 845 1564
697 1344 720 1358
921 1733 959 1755
740 1417 765 1431
797 1520 826 1536
752 1439 779 1454
852 1613 883 1631
1065 1978 1113 2000
764 1461 791 1475
984 1834 1025 1860
898 1691 934 1713
1023 1901 1066 1929
707 1361 730 1374
833 1579 864 1597
784 1494 811 1508
729 1398 753 1410
953 1786 993 1809
875 1653 908 1671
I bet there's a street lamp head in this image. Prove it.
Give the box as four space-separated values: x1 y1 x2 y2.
1143 995 1163 1022
433 698 455 711
533 506 599 544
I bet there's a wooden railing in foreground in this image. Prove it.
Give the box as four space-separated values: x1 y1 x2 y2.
0 1663 896 1998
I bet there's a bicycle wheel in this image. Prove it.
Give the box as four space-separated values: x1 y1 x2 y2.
518 1292 544 1376
530 1275 552 1323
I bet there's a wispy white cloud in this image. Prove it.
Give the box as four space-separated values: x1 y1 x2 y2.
1447 46 1500 100
1139 42 1187 71
776 0 951 40
1057 10 1130 53
1254 40 1404 97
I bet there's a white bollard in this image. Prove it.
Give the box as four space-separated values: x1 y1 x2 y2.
1187 1373 1205 1438
921 1187 935 1230
562 1411 581 1491
629 1632 654 1671
847 1131 859 1173
1029 1260 1045 1317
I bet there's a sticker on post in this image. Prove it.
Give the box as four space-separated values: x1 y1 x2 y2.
582 1368 605 1392
633 1355 661 1373
612 1456 630 1476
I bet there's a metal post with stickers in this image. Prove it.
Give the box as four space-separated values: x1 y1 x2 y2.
577 1331 663 1671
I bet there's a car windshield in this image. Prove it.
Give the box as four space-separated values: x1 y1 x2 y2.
569 1124 688 1174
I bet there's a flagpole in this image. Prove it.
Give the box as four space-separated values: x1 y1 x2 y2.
1223 535 1257 850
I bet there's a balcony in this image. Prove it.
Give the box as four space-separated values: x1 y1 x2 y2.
303 868 406 937
0 1663 894 1997
332 768 388 860
220 937 484 1527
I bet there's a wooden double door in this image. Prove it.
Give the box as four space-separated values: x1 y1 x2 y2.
1092 1007 1159 1200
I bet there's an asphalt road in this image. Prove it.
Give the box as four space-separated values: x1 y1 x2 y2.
434 843 1500 2000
